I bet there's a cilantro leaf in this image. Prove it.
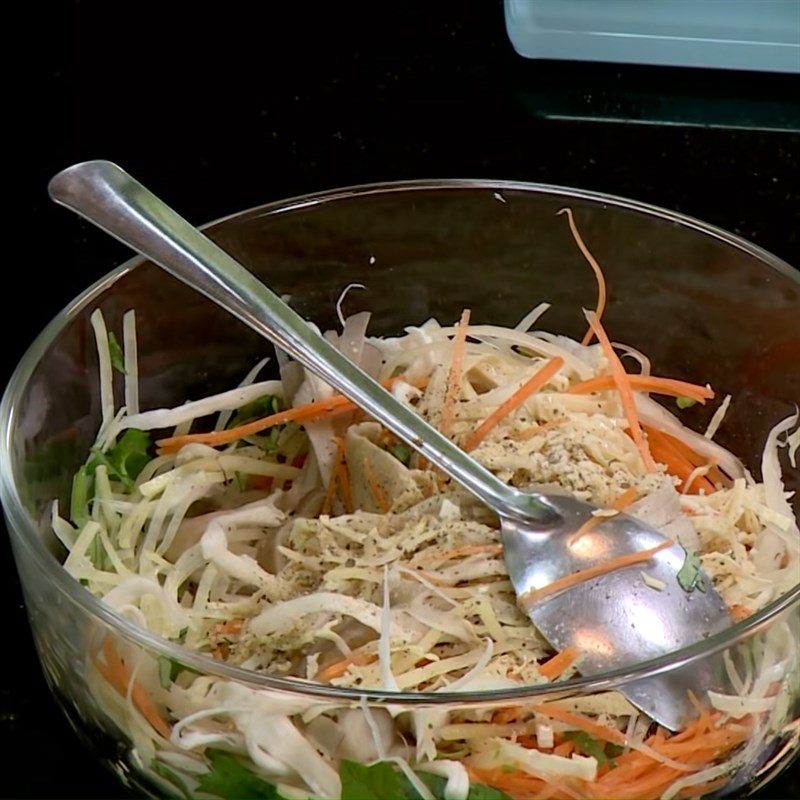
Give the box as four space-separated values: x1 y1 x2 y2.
228 395 282 429
197 750 288 799
151 758 190 798
342 760 512 800
157 654 200 688
108 331 126 374
340 760 416 799
389 443 412 466
564 730 616 767
70 464 94 526
466 785 513 800
88 428 152 489
675 396 697 409
677 544 705 593
418 771 512 799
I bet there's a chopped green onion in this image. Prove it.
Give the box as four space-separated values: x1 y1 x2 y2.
677 544 705 592
108 331 126 375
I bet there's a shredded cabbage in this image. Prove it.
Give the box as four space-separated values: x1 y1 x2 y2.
58 302 798 800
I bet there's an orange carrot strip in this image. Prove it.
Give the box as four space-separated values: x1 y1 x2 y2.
156 376 421 453
586 311 657 472
532 703 627 746
440 308 471 438
492 705 524 724
467 766 547 796
568 375 714 404
95 636 172 739
646 427 716 494
322 436 346 515
314 652 377 683
539 646 581 680
522 540 671 608
610 486 639 510
413 543 503 565
511 418 570 441
212 619 244 635
728 603 753 622
559 207 607 346
649 426 725 486
464 357 565 451
362 456 390 512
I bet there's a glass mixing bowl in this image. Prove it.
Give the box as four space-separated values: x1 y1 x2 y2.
1 180 798 799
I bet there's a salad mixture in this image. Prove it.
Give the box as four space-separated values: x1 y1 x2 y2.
53 215 799 799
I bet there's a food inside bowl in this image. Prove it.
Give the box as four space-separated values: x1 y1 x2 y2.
51 215 799 799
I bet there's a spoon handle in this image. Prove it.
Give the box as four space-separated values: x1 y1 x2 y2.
48 160 558 525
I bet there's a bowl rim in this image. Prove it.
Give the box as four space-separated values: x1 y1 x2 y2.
2 176 798 706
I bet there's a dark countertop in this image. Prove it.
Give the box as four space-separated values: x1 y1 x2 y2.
5 2 799 798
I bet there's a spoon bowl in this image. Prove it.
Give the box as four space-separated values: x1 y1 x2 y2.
48 159 732 729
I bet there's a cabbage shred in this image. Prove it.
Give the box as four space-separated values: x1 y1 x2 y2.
54 304 799 800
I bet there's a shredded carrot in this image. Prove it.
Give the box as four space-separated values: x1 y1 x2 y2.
610 486 639 510
559 207 607 346
362 456 390 512
647 425 726 486
646 426 716 494
212 619 244 635
552 740 577 758
313 652 377 683
565 485 640 553
532 703 627 746
728 603 753 622
156 375 423 454
538 646 581 680
94 635 171 739
413 542 503 565
467 765 577 799
511 417 570 441
337 454 354 514
586 311 657 472
246 475 273 492
322 436 346 515
587 713 747 799
568 374 714 404
440 308 471 438
464 357 565 451
522 540 672 609
492 705 524 724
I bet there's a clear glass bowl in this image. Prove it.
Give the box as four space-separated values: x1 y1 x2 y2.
1 180 798 799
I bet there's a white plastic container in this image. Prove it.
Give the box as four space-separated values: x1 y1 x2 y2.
505 0 800 73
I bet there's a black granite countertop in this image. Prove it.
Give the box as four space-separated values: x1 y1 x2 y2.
5 2 799 798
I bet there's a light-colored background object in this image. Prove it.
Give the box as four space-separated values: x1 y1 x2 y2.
505 0 800 73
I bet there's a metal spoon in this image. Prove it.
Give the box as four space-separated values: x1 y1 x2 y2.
49 160 731 729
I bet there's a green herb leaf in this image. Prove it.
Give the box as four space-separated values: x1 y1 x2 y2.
564 730 617 767
340 760 416 799
466 784 513 799
197 749 288 799
157 655 180 689
342 760 512 800
70 464 94 526
677 544 704 593
606 743 625 759
151 758 190 798
228 395 282 429
108 331 126 375
177 626 189 643
418 770 512 799
390 443 412 466
157 654 199 689
675 396 697 409
88 428 152 489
